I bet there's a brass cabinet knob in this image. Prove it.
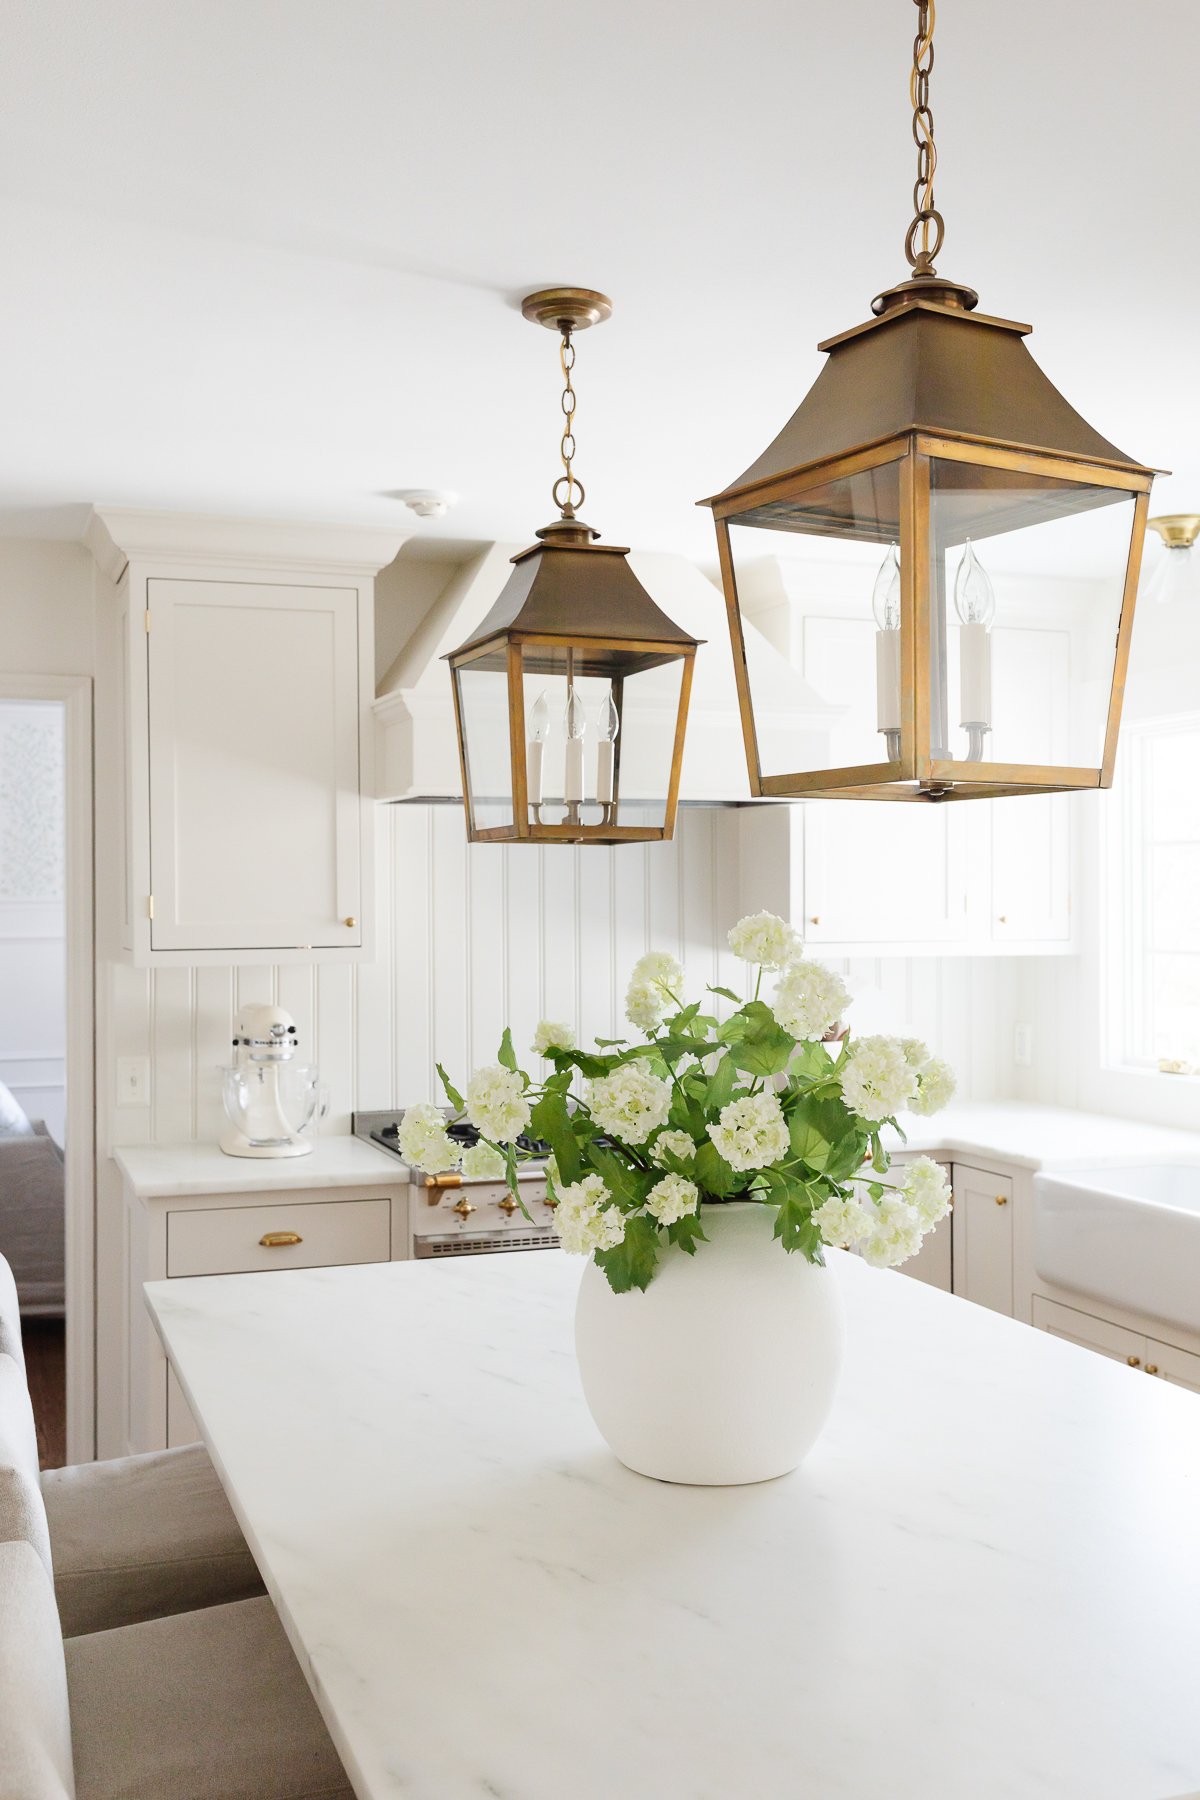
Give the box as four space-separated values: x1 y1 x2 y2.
809 916 820 925
344 917 357 928
994 1194 1008 1206
451 1197 477 1220
497 1196 519 1217
1127 1355 1141 1368
260 1231 302 1248
1145 1364 1159 1376
998 915 1007 924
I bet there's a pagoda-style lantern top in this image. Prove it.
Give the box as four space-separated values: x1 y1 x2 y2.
447 289 700 842
703 1 1160 802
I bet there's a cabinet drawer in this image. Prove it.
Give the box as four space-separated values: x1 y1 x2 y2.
167 1197 391 1277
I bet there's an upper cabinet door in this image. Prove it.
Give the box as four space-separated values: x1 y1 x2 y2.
146 579 362 953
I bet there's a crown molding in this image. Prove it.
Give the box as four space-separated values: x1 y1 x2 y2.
83 508 408 581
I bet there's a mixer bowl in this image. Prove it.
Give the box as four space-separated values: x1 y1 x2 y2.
220 1062 321 1147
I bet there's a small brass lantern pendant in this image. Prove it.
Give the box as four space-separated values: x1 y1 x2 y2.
703 0 1160 802
447 289 700 843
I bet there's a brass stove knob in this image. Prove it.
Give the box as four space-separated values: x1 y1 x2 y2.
451 1196 477 1221
497 1196 519 1217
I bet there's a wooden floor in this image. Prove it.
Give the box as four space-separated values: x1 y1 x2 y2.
24 1317 67 1470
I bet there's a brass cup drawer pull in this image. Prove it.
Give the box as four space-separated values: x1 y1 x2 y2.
259 1230 303 1248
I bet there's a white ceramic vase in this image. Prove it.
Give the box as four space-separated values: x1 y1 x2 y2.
574 1200 845 1486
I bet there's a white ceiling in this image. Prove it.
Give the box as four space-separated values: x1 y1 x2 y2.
0 0 1196 563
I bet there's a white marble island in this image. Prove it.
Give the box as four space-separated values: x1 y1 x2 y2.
145 1251 1200 1800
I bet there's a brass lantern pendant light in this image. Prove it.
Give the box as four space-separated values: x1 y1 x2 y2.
446 288 701 843
704 0 1161 802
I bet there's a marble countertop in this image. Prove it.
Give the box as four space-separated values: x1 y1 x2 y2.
884 1098 1200 1171
114 1135 404 1197
146 1251 1200 1800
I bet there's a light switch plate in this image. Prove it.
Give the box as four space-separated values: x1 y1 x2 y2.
1013 1024 1033 1068
116 1056 151 1106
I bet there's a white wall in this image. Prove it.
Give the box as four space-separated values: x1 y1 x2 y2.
0 699 66 1142
102 802 1019 1154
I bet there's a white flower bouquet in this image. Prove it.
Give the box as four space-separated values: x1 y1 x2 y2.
401 909 955 1294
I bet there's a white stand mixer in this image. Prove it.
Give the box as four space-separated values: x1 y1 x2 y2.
220 1003 320 1159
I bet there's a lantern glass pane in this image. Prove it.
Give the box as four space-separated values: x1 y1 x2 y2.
928 460 1137 772
725 460 903 778
455 651 513 831
517 642 684 831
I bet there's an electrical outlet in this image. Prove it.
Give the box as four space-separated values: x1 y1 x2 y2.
1013 1024 1033 1068
116 1056 151 1106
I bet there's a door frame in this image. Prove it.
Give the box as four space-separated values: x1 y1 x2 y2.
0 673 95 1461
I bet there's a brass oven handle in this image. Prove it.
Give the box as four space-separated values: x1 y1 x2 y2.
425 1173 463 1204
451 1197 478 1220
260 1231 302 1248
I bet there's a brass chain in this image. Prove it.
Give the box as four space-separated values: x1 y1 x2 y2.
904 0 944 276
551 326 585 517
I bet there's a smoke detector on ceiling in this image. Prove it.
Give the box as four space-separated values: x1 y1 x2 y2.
396 489 457 521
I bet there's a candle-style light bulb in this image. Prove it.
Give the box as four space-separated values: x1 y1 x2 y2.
596 688 619 806
953 538 996 627
872 542 901 631
525 689 550 809
872 543 902 758
563 684 586 804
954 539 995 760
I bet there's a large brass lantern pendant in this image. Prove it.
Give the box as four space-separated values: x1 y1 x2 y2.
447 289 700 843
704 0 1159 802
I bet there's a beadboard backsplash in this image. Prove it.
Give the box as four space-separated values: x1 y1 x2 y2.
102 804 1019 1150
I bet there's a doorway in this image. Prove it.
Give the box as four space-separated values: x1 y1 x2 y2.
0 675 93 1462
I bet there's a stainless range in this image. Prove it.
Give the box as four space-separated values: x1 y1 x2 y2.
353 1111 560 1258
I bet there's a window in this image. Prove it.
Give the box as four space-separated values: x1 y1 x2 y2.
1116 716 1200 1072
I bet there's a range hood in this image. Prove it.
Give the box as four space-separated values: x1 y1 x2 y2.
374 543 839 805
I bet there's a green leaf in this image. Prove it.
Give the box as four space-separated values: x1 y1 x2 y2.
694 1138 741 1198
529 1090 582 1185
435 1063 463 1111
502 1143 533 1220
759 1168 825 1260
587 1146 653 1209
594 1037 628 1048
497 1027 518 1073
666 1212 708 1256
705 1051 737 1113
718 1001 796 1077
788 1091 864 1181
595 1215 661 1293
707 985 742 1004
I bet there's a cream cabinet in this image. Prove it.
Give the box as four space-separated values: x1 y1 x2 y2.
1032 1295 1200 1395
951 1165 1014 1315
120 1163 409 1453
735 577 1076 956
87 510 403 965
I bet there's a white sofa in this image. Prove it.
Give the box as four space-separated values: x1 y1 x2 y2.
0 1257 355 1799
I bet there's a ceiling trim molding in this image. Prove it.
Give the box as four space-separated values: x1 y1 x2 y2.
83 508 408 579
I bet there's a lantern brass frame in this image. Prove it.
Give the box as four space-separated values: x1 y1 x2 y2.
706 304 1159 803
446 523 700 844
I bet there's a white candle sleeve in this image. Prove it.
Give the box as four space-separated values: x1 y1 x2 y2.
526 739 544 807
875 628 902 733
959 622 992 728
564 737 584 803
596 740 615 804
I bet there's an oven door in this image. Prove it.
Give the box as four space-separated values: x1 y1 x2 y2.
414 1230 559 1259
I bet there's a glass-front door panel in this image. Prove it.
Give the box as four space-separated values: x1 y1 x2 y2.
517 645 683 831
928 461 1136 772
456 652 513 831
726 460 904 779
